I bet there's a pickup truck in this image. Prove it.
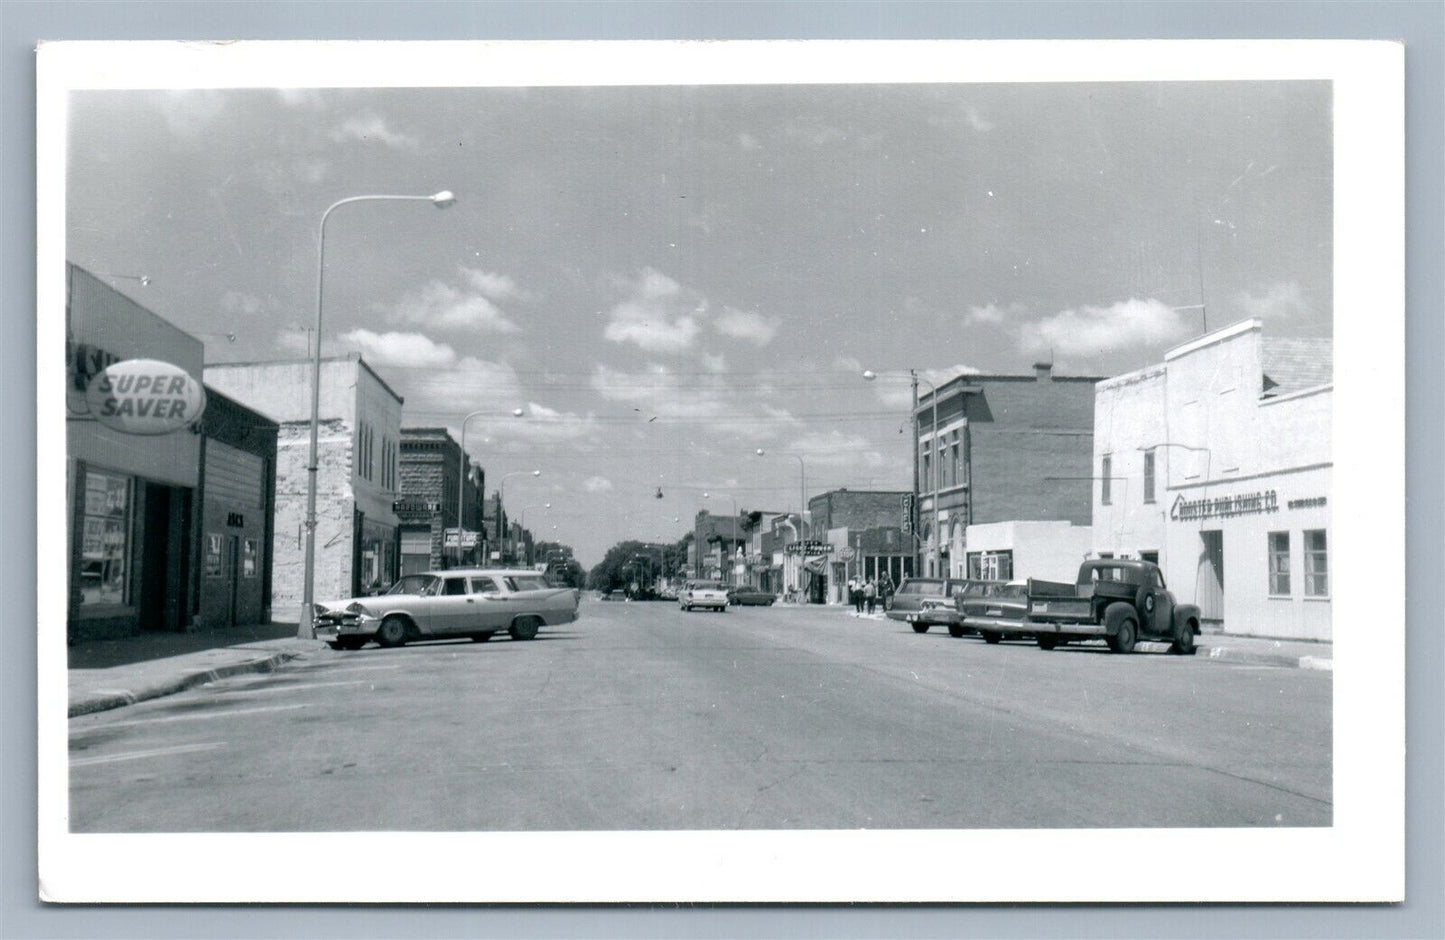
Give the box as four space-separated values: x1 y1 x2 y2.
959 559 1199 655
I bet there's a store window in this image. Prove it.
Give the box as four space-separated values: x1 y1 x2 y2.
1268 531 1291 595
1304 529 1328 597
359 518 396 593
242 538 258 578
79 469 130 607
1143 449 1156 503
1101 455 1112 505
205 534 224 579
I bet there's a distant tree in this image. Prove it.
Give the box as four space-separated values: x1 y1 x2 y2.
534 540 585 589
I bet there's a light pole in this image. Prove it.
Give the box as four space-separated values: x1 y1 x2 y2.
496 469 541 564
863 368 938 577
299 190 455 639
753 449 806 537
458 408 524 566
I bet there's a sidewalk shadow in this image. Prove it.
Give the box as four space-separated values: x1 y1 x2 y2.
68 622 303 670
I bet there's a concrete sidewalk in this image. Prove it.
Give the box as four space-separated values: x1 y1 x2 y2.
840 607 1333 670
68 624 322 718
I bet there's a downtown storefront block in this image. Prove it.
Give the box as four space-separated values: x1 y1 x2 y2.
65 265 203 641
1092 319 1332 641
397 427 485 575
205 355 404 618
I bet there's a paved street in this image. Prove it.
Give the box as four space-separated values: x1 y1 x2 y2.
69 600 1332 832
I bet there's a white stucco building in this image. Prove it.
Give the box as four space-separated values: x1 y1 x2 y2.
205 354 404 619
1092 319 1332 641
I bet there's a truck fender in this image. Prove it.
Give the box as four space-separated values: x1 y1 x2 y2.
1103 601 1137 636
1173 605 1203 634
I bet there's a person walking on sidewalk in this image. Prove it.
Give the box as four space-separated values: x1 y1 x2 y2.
848 576 863 614
878 571 895 611
864 578 877 615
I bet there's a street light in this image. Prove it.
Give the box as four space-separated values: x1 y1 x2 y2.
753 449 806 537
497 469 541 563
458 408 524 566
299 190 456 639
863 368 938 577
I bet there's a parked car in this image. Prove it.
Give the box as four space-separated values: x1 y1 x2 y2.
679 580 730 612
954 580 1030 642
1024 559 1200 654
313 568 580 649
890 577 992 632
728 587 777 606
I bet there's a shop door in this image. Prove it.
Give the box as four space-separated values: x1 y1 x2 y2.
1196 530 1224 623
139 484 171 631
227 535 241 627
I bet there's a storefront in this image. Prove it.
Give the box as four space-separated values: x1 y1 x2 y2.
194 389 277 629
66 264 203 641
1092 319 1332 640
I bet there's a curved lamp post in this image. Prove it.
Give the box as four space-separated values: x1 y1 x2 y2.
753 449 806 538
299 190 455 638
457 408 524 565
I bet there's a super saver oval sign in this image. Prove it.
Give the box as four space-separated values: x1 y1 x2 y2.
85 359 207 435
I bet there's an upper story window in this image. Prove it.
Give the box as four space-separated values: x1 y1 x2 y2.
1143 448 1156 503
1101 455 1113 505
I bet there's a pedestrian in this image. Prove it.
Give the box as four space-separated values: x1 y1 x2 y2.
879 571 894 611
848 576 861 614
864 578 877 615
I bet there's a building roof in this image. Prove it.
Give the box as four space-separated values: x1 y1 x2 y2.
204 353 405 406
1261 337 1333 395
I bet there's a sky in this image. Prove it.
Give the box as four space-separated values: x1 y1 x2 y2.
65 79 1332 567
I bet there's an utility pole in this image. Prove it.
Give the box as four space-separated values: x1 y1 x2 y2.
910 369 921 577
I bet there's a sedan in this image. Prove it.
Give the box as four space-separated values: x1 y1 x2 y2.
313 569 580 649
679 581 730 612
728 587 777 606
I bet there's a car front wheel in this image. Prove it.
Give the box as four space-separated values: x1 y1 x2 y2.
912 623 929 634
982 632 1002 645
377 616 409 648
948 624 965 638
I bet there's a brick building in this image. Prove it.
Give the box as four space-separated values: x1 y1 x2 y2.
808 489 916 604
397 427 485 575
914 363 1103 578
205 354 403 619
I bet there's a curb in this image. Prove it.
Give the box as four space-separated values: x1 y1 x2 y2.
1203 645 1332 670
68 650 303 718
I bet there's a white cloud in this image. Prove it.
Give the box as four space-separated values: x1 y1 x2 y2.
700 353 728 373
386 279 522 333
1019 298 1192 357
786 430 888 470
276 327 310 355
582 476 614 493
222 291 262 316
590 362 780 442
966 302 1026 326
833 355 863 373
964 105 995 133
462 267 537 303
602 268 708 353
1235 281 1316 321
713 308 779 346
336 329 458 369
329 113 420 151
738 132 763 152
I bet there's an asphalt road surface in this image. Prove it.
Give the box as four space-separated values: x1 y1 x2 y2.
69 599 1332 832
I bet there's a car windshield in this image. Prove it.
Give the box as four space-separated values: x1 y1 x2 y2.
953 581 991 597
386 575 436 596
985 582 1028 599
896 580 942 595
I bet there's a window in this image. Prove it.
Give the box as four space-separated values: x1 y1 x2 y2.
205 534 224 579
949 430 961 488
1304 529 1328 597
1143 449 1156 503
1101 455 1112 505
921 443 932 493
442 577 469 596
79 469 131 606
1268 531 1291 595
242 539 258 578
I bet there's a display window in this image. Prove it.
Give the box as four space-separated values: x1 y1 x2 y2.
79 469 130 606
242 538 258 578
